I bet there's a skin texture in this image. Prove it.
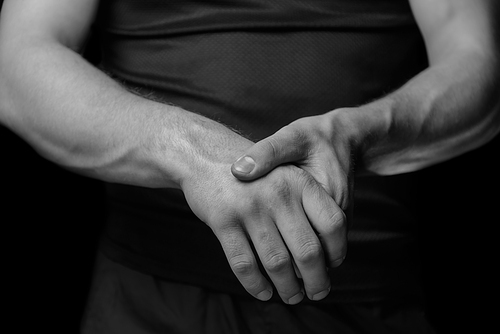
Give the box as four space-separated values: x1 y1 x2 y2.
0 0 499 304
231 0 500 225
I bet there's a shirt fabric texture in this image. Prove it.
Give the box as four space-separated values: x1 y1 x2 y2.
95 0 429 303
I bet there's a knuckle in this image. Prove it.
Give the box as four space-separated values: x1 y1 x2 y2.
295 240 323 265
269 178 293 205
230 255 256 276
235 197 264 219
263 252 291 274
327 210 346 231
296 168 317 189
215 199 262 225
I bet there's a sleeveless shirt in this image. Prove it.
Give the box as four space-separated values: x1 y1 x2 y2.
95 0 428 303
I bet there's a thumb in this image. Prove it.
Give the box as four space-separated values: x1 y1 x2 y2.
231 132 305 181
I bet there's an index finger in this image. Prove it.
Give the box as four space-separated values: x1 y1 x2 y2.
302 178 348 268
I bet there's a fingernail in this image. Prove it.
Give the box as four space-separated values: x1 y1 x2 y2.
312 286 331 301
233 156 255 174
287 291 304 305
256 289 273 301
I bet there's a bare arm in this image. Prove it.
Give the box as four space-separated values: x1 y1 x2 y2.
0 0 226 188
0 0 345 303
232 0 500 206
350 0 500 175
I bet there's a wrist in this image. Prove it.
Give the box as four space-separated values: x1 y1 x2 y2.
172 114 254 190
326 100 395 175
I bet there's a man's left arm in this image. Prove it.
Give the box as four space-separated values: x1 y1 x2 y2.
231 0 500 215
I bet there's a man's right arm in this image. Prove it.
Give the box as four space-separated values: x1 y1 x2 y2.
0 0 345 304
0 0 217 188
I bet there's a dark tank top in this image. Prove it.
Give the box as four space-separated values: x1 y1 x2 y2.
96 0 428 302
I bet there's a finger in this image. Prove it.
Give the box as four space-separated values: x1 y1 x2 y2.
231 129 306 181
302 179 348 268
292 259 303 279
273 198 331 302
246 219 304 305
215 224 274 301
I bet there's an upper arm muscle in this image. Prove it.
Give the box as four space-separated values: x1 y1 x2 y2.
0 0 100 51
409 0 498 64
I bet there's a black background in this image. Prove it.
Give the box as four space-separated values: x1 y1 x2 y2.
1 1 498 332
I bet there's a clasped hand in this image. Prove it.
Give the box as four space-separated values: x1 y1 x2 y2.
182 113 352 304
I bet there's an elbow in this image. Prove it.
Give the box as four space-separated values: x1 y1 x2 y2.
470 61 500 149
476 97 500 148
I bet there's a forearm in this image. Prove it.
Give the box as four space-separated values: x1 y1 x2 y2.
335 50 500 175
0 37 248 188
